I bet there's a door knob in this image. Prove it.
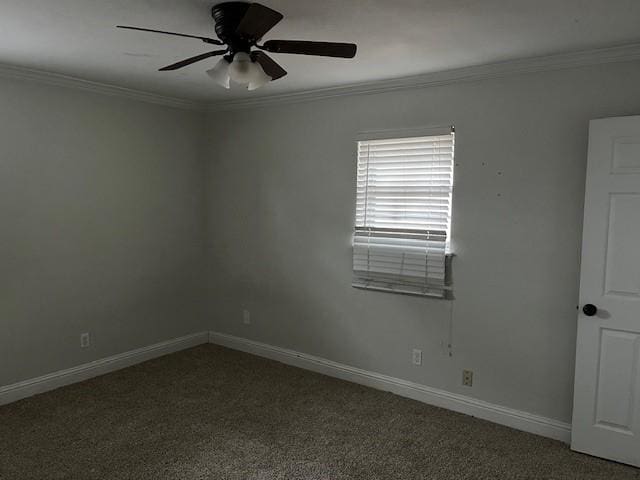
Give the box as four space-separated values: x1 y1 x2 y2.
582 304 598 316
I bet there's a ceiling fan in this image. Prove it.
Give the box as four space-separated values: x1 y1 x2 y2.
117 1 357 91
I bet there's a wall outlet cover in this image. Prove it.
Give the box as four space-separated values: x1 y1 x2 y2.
412 348 422 366
462 369 473 387
80 333 90 348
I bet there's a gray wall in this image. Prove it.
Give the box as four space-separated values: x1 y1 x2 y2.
204 61 640 423
0 77 207 386
4 60 640 423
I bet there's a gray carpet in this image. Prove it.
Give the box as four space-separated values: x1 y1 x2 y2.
0 344 638 480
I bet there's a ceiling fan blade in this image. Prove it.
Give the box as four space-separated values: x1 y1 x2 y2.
261 40 357 58
251 52 287 80
235 3 283 40
159 50 227 71
117 25 222 45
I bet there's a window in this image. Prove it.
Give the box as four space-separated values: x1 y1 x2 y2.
352 127 455 297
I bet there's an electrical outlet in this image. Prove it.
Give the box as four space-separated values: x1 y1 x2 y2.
242 309 251 325
80 333 90 348
412 348 422 366
462 369 473 387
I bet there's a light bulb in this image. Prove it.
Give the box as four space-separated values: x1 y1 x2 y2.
206 58 230 89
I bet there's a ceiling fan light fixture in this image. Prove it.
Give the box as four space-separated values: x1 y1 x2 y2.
206 57 231 89
247 62 272 91
228 52 254 84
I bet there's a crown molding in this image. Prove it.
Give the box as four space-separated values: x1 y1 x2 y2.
0 63 202 111
206 42 640 112
2 42 640 113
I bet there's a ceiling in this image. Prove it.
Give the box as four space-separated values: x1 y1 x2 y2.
2 0 640 103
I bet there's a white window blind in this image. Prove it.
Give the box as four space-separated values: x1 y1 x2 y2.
352 129 454 297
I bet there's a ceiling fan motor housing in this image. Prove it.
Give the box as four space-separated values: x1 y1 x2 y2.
212 2 253 55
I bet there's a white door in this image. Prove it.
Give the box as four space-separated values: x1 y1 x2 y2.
572 116 640 467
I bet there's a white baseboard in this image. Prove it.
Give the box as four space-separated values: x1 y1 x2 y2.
208 331 572 443
0 331 209 406
1 329 571 444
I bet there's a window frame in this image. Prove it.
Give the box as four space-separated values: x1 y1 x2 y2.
352 125 456 298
